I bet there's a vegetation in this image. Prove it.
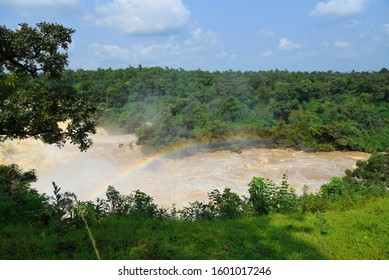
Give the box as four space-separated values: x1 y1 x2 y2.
0 22 96 151
0 22 388 260
0 153 388 259
1 197 388 260
64 66 389 153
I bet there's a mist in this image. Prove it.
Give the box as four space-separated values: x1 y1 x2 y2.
0 128 370 209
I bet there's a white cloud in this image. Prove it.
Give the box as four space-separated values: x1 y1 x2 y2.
84 25 225 69
278 38 301 51
191 28 203 39
184 28 221 52
91 0 191 35
334 41 351 48
0 0 78 7
133 40 181 59
261 50 273 57
90 43 138 63
384 24 389 35
311 0 368 16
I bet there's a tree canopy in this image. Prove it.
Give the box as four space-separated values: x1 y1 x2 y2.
68 67 389 153
0 22 96 151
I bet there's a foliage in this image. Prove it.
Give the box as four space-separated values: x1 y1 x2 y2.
179 188 245 221
105 185 130 215
303 153 389 212
345 152 389 189
320 177 346 199
208 188 244 219
1 196 388 259
0 164 46 225
1 21 388 260
248 177 272 214
179 201 216 221
0 22 96 151
131 190 167 219
1 153 387 226
103 186 166 219
248 175 298 215
0 22 73 78
65 67 389 153
0 152 388 259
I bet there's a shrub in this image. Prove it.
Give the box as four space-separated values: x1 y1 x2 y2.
105 185 131 215
130 190 167 219
179 201 216 221
316 143 335 152
0 164 47 225
229 144 243 154
247 175 297 215
320 177 346 199
105 187 166 219
272 175 298 214
345 152 388 190
247 177 272 215
208 188 244 219
298 186 325 213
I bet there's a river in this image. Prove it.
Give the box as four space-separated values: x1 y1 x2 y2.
0 128 370 208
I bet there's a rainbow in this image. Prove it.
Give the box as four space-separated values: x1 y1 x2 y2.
85 137 267 201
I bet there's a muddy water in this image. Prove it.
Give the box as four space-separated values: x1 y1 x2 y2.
0 129 370 208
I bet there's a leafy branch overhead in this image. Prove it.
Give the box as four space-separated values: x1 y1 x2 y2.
0 22 96 151
0 22 74 78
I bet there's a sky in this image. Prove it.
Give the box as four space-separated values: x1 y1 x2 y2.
1 0 388 72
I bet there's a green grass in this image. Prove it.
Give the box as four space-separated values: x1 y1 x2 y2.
1 197 388 260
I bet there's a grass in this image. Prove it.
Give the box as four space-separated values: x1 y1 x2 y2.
1 196 388 260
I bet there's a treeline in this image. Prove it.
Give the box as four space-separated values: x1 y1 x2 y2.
64 67 389 152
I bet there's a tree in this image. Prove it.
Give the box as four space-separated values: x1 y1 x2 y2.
208 188 244 219
0 164 47 224
0 22 96 151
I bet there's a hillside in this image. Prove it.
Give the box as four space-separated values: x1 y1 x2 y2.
66 67 389 153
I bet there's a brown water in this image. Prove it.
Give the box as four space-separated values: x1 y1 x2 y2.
0 128 370 208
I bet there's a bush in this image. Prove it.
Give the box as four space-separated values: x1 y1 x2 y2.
179 201 216 221
316 143 335 152
272 175 298 214
247 177 272 215
247 175 298 215
104 186 166 219
130 190 167 219
208 188 244 219
105 185 131 215
345 152 388 189
229 144 243 154
0 164 47 225
298 186 325 213
320 177 346 199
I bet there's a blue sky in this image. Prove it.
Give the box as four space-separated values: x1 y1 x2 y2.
1 0 388 72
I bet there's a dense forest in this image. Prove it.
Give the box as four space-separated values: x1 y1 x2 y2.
1 66 389 259
65 67 389 153
1 23 388 260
